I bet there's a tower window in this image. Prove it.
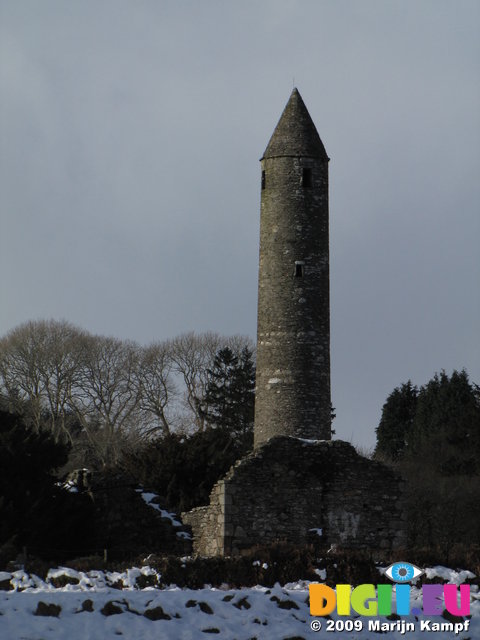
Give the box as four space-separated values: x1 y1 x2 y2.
261 170 266 190
295 261 305 278
302 168 312 188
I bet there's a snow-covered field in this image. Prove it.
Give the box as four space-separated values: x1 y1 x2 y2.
0 565 478 639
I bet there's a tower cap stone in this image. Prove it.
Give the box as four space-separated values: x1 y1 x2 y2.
262 88 329 161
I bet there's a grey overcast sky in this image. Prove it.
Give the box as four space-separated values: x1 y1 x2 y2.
1 0 479 449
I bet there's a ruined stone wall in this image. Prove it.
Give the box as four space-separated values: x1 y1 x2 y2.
182 504 222 557
184 437 406 556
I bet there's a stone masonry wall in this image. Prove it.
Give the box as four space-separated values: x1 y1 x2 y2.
254 89 331 447
254 154 331 447
183 437 406 556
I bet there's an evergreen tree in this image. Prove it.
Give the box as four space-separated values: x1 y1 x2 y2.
375 370 480 474
0 408 70 553
120 426 250 512
374 381 418 461
409 369 480 474
200 346 255 441
374 370 480 549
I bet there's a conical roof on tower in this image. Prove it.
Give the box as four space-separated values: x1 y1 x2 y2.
262 88 328 161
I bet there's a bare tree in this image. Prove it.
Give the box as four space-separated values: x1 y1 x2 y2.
0 320 83 439
224 334 256 362
35 320 85 442
0 320 256 465
70 334 142 466
136 341 177 437
169 332 255 432
0 322 45 430
168 332 222 431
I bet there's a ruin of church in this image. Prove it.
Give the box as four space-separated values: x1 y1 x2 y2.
182 89 406 556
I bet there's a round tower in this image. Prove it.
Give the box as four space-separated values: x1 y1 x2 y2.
254 88 331 448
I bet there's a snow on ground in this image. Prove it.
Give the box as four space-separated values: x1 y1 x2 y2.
0 565 478 639
424 566 476 584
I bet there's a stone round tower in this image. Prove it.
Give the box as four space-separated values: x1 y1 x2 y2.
254 88 331 447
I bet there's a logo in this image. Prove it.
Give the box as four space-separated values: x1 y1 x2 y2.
309 561 471 617
384 561 424 583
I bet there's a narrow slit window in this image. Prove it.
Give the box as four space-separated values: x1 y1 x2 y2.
302 167 312 188
295 261 305 278
261 170 266 190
